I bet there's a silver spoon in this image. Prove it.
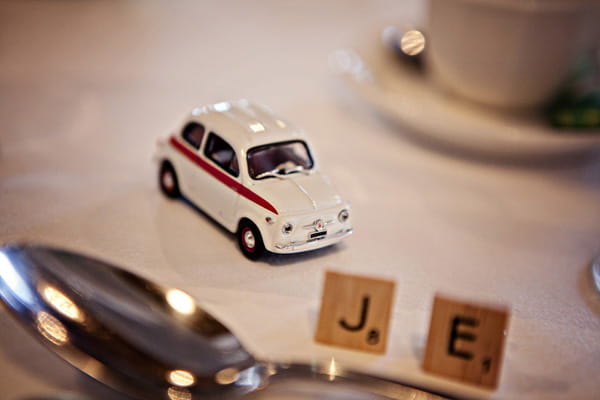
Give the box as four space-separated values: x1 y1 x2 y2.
0 243 449 400
593 253 600 292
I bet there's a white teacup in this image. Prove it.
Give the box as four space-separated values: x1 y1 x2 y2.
426 0 600 110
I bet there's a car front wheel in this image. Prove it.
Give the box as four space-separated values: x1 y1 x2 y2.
237 220 265 260
159 162 180 198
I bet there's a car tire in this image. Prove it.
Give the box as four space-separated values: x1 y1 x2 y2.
159 161 180 199
237 220 265 260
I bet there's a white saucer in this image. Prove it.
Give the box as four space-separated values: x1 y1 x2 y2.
331 30 600 159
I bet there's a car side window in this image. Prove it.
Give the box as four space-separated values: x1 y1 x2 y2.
204 132 239 177
181 122 205 150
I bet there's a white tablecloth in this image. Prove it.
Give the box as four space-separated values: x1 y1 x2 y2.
1 1 599 399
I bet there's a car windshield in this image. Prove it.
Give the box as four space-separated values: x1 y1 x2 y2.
247 141 313 180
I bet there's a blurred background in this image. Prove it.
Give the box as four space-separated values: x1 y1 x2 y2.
1 1 599 399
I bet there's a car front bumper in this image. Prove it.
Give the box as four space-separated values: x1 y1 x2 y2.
273 228 353 254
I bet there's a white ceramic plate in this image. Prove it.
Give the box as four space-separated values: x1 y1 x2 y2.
330 29 600 159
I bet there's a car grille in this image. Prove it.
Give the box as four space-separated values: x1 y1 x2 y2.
309 231 327 240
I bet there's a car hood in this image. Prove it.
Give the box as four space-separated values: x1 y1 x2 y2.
249 172 343 215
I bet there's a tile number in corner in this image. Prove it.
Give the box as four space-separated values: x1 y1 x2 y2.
315 270 395 354
423 295 510 389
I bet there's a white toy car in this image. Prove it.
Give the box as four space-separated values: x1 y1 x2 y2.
155 100 352 260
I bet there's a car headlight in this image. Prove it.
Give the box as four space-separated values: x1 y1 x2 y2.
282 222 294 234
338 209 349 223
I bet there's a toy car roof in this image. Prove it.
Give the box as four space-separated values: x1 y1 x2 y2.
187 100 307 150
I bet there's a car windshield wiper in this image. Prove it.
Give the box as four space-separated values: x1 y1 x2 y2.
254 169 285 180
254 163 311 180
283 165 311 175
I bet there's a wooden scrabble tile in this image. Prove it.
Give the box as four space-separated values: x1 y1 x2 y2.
423 295 510 389
315 270 395 353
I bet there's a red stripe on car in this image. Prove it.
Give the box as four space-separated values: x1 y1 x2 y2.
169 137 278 215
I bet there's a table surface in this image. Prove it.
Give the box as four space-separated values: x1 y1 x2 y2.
1 1 599 399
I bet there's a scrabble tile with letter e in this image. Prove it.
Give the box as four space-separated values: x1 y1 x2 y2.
423 295 510 389
315 270 395 353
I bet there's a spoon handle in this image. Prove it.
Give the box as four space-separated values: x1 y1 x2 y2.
261 362 453 399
